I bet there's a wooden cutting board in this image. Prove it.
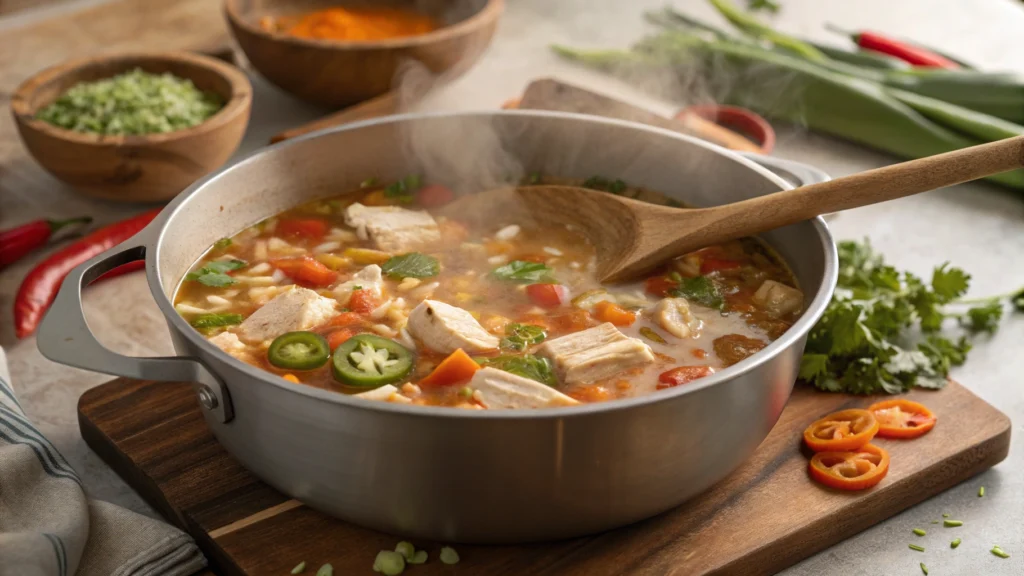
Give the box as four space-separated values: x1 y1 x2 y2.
78 378 1009 576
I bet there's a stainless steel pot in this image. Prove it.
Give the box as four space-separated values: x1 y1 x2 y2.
38 111 837 543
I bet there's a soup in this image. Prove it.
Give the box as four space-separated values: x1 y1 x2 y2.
173 176 805 409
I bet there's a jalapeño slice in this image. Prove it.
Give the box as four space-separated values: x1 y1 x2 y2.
268 331 330 370
333 334 413 388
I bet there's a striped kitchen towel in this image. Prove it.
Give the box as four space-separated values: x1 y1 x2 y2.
0 347 207 576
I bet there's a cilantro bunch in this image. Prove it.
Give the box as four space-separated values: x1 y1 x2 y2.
800 240 1023 394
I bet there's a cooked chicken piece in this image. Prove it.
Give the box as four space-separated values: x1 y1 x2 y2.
651 297 702 339
406 300 500 354
469 368 579 409
237 287 339 343
752 280 804 318
353 384 410 403
208 331 247 359
537 322 655 385
344 203 441 252
333 264 384 305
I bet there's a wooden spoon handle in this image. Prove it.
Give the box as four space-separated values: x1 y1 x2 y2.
701 134 1024 237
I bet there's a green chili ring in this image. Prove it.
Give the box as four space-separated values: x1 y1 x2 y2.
268 331 330 370
333 334 413 388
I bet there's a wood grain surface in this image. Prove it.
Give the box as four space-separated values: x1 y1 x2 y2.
79 378 1009 576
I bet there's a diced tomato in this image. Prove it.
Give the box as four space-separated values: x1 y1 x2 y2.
348 288 379 314
272 257 337 288
417 184 455 208
327 328 356 351
418 349 480 387
657 365 715 389
645 275 677 297
593 300 636 327
700 258 741 274
277 218 328 241
526 283 569 308
329 311 364 327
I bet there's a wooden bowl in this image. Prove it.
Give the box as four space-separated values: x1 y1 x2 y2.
225 0 503 108
11 52 252 203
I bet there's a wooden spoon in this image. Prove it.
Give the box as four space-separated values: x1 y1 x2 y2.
444 134 1024 283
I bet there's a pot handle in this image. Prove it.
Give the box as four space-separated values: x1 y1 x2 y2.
36 226 234 424
736 152 832 188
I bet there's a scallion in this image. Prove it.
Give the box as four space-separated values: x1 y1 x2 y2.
979 486 986 497
394 541 415 561
909 544 925 552
373 551 406 575
408 550 428 565
943 519 963 527
991 546 1010 559
951 538 962 549
315 564 333 576
290 561 306 574
913 528 927 536
920 562 928 575
439 546 460 565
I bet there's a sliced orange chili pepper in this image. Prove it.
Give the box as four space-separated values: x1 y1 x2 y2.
809 443 890 491
868 399 937 439
802 409 879 452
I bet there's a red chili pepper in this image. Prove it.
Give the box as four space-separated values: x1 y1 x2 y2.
14 209 161 339
826 24 960 69
0 217 92 269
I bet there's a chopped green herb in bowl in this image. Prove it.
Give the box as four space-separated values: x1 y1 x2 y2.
35 68 223 136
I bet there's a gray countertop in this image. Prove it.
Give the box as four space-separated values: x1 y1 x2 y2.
2 0 1023 574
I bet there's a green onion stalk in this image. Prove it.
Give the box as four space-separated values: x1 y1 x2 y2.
552 31 1024 189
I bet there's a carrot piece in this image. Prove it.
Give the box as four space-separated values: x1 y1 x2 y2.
329 311 365 327
327 329 356 351
418 349 480 387
272 256 338 288
593 301 636 326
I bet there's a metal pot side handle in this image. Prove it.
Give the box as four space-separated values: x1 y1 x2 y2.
35 224 233 423
736 152 832 188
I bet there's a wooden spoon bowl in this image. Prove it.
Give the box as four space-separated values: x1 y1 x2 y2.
11 51 252 203
225 0 504 108
448 134 1024 283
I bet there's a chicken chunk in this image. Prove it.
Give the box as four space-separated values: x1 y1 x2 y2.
208 331 247 359
344 203 441 252
537 322 654 385
237 287 339 343
406 300 500 354
333 264 385 305
651 297 702 339
752 280 804 318
469 368 579 409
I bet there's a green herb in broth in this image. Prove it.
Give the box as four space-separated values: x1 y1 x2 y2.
670 276 725 309
382 252 440 279
500 323 547 351
490 261 556 284
186 259 247 287
213 237 232 250
189 313 243 330
384 174 423 202
483 355 557 386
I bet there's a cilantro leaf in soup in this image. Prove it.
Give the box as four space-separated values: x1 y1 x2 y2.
382 253 440 279
669 276 724 310
490 261 555 284
213 237 232 250
500 323 547 351
483 354 557 386
190 313 243 330
384 174 423 201
186 259 247 287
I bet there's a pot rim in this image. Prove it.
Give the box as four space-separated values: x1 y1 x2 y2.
151 109 838 420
